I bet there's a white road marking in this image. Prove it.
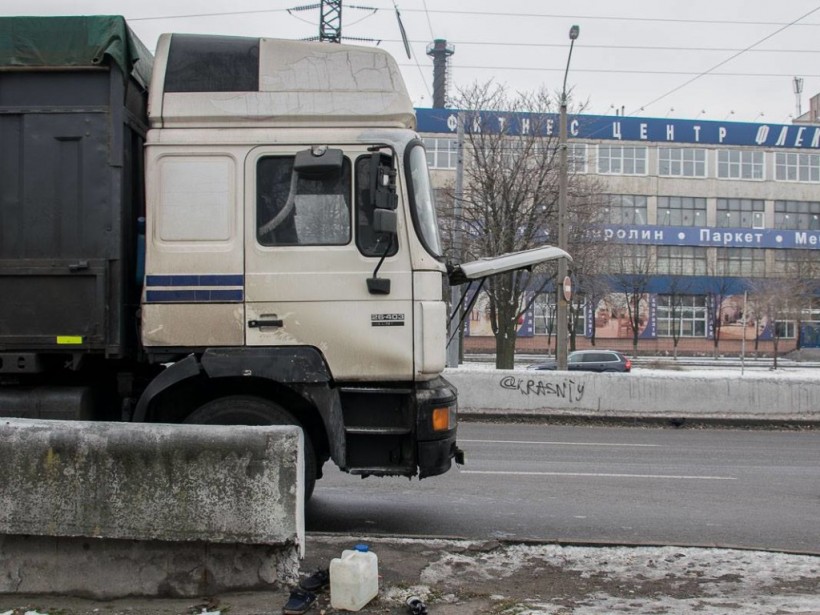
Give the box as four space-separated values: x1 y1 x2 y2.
461 470 736 480
460 439 661 448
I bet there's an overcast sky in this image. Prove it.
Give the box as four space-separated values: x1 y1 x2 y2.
4 1 820 124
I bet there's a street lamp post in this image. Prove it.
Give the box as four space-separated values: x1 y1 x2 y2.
556 24 579 371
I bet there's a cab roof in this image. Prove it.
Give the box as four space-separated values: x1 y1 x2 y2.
149 34 415 130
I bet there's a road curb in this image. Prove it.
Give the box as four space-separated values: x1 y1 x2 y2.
460 412 820 428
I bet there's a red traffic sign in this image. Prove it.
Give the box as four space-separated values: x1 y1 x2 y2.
562 276 573 302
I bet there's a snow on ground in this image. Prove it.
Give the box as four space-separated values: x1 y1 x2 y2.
417 542 820 615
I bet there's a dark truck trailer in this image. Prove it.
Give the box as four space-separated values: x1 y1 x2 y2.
0 16 153 418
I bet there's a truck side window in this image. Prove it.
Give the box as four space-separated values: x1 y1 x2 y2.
355 155 398 257
257 156 351 246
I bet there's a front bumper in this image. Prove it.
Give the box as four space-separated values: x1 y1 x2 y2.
415 376 464 478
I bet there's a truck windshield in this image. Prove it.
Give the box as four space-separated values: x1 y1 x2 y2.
406 143 442 258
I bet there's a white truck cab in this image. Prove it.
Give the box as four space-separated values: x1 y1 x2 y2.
136 34 568 496
142 35 447 381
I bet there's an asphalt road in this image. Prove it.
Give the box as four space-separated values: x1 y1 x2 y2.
306 422 820 554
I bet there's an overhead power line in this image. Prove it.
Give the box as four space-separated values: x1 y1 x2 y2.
126 7 820 26
392 7 820 27
399 65 820 79
389 40 820 54
128 8 290 21
629 4 820 115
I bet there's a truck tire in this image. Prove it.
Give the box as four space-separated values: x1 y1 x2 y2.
184 395 317 500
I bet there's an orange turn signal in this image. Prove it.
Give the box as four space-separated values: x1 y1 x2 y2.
432 407 452 432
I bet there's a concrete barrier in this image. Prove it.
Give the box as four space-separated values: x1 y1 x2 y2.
0 418 303 598
446 368 820 422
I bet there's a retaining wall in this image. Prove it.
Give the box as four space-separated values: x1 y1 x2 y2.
0 419 304 598
446 369 820 421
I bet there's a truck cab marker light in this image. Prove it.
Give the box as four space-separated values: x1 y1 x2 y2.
432 407 452 432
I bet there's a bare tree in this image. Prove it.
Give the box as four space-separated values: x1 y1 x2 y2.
444 81 603 368
569 264 611 350
532 291 556 355
773 249 820 351
656 255 696 360
705 250 745 358
562 185 610 351
607 244 654 356
747 277 807 369
583 284 608 348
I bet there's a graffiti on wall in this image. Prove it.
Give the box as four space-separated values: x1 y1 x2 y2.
499 375 585 403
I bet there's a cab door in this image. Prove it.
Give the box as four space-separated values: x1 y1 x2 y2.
243 145 414 381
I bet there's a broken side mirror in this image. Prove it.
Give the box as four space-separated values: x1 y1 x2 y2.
372 209 397 234
366 150 398 295
370 151 398 212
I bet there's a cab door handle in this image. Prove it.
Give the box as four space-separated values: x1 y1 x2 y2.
248 319 283 328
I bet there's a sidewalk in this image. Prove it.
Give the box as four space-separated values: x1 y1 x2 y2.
2 534 818 615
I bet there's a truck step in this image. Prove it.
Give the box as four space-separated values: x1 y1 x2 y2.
343 426 412 436
347 466 414 476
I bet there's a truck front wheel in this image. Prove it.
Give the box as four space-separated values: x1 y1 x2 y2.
184 395 317 500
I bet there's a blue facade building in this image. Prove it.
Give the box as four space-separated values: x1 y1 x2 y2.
419 108 820 352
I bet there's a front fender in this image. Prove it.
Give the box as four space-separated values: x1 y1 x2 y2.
132 347 346 467
132 354 201 422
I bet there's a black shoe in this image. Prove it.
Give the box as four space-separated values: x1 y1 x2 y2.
298 568 330 592
406 596 428 614
282 588 317 614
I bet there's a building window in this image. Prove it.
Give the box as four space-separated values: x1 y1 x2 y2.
774 321 798 339
775 200 820 230
772 249 819 276
422 137 458 169
658 147 707 177
717 149 765 180
597 145 647 175
532 294 556 336
716 248 765 276
657 196 707 227
716 198 764 229
603 194 648 225
656 246 707 275
569 143 588 173
657 294 708 337
775 152 820 183
604 244 650 274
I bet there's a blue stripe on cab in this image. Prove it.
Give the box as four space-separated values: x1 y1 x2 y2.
146 289 244 303
145 274 244 287
144 274 244 303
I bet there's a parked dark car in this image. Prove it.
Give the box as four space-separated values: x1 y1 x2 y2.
527 350 632 373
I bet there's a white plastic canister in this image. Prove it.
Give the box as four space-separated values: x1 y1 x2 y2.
329 544 379 611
